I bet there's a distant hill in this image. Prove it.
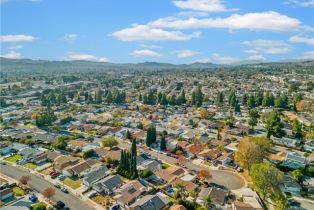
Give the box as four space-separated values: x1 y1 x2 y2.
0 57 313 73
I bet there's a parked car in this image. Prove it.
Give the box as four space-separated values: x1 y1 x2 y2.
58 175 66 180
54 183 61 188
29 194 38 202
55 201 65 209
51 172 60 179
61 187 69 193
111 204 121 210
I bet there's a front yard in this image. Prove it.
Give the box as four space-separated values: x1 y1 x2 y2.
92 195 115 209
62 177 82 189
5 154 22 163
25 162 37 169
12 187 25 196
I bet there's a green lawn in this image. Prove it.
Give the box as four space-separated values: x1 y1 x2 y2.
13 187 25 196
5 154 22 163
25 162 37 169
162 162 171 169
62 177 82 189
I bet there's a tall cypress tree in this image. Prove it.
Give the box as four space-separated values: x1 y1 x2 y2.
131 139 137 157
160 135 166 151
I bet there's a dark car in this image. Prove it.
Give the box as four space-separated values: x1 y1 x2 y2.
61 187 69 193
55 201 65 209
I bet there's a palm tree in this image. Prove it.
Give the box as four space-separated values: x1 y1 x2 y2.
204 196 214 210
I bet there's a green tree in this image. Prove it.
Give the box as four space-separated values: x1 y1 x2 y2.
228 90 236 107
177 89 186 105
248 109 260 130
292 119 303 139
131 138 137 157
251 162 284 200
195 85 204 107
146 124 156 147
234 100 241 113
160 135 166 151
95 89 103 104
83 149 95 159
242 93 248 106
235 137 271 171
160 93 168 105
266 110 285 138
292 169 303 183
216 91 224 107
32 203 47 210
247 94 256 109
102 136 118 149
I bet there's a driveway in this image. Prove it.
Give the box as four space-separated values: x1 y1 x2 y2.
0 164 95 210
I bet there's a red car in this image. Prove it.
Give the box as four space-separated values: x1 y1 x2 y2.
50 172 60 179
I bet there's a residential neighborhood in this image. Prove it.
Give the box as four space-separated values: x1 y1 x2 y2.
1 59 313 210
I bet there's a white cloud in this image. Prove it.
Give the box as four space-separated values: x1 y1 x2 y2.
210 53 239 64
173 0 238 12
174 50 199 58
242 39 291 54
247 54 265 61
301 51 314 59
0 34 35 42
194 58 211 63
289 35 314 45
63 34 78 42
98 57 110 62
284 0 314 7
139 44 161 49
1 51 22 59
130 49 162 57
65 52 109 62
7 45 23 50
177 11 209 17
111 24 201 41
149 11 312 32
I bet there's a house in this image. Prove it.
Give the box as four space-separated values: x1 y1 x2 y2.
169 204 187 210
45 151 61 162
280 174 301 194
303 177 314 193
171 177 198 193
115 179 148 208
198 149 220 160
63 159 100 177
129 192 170 210
281 152 306 169
32 153 48 164
232 201 256 210
0 188 13 201
11 143 28 152
271 136 301 148
18 147 43 161
197 187 228 208
186 144 203 157
92 175 123 194
303 140 314 152
137 154 162 172
53 155 80 172
68 140 88 151
83 165 110 187
0 141 12 155
241 189 264 210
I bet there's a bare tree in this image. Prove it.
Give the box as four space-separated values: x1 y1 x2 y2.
42 187 55 199
19 175 31 185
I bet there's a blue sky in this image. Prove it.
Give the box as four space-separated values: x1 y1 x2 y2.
1 0 314 64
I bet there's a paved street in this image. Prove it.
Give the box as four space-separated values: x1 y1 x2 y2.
119 142 245 190
0 164 95 210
